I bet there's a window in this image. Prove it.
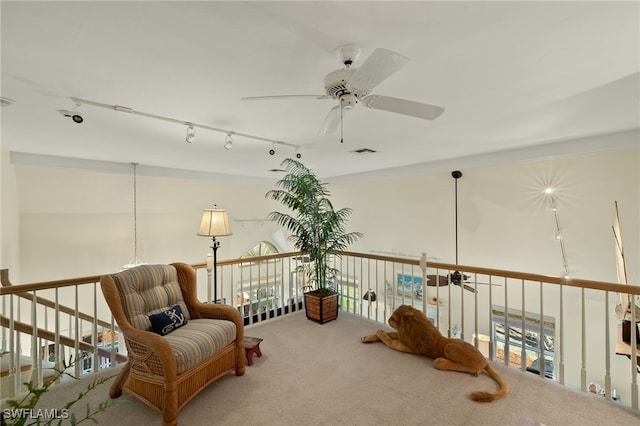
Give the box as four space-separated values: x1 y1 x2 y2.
491 305 556 379
241 241 279 258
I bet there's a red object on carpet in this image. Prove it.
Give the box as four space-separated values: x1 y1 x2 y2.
244 336 263 366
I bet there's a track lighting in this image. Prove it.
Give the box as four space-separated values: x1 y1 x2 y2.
59 110 84 123
186 125 195 143
69 97 302 152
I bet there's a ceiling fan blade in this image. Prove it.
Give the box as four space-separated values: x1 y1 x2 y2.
348 48 409 93
456 283 478 293
318 105 347 136
361 95 445 120
241 94 329 101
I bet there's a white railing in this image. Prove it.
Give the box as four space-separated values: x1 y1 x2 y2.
1 272 124 401
2 251 639 413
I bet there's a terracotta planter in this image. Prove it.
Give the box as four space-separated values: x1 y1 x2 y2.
304 290 338 324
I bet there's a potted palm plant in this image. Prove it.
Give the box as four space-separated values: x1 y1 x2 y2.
265 158 362 324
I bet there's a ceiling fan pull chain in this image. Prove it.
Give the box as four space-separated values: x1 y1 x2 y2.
340 100 344 143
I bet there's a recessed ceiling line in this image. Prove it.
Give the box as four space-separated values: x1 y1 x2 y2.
70 97 301 150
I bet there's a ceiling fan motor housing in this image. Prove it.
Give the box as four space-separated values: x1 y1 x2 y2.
323 68 368 100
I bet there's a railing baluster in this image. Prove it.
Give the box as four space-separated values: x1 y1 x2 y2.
631 287 638 410
435 268 441 330
15 311 22 397
581 287 587 391
31 289 40 386
1 292 6 351
504 276 509 367
448 269 453 337
559 281 565 384
605 290 611 399
8 294 16 396
74 284 81 377
473 272 478 349
93 282 99 373
54 287 61 380
540 281 545 378
206 264 212 305
110 315 116 367
520 279 526 373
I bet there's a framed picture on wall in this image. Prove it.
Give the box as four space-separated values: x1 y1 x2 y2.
396 274 423 299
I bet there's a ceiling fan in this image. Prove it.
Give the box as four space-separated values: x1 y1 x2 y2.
427 273 502 294
242 45 445 137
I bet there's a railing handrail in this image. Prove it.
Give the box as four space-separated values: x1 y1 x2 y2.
340 251 640 295
0 314 127 363
2 250 638 295
1 269 103 294
1 288 113 329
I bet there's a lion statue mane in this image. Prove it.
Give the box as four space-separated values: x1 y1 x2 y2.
362 304 507 402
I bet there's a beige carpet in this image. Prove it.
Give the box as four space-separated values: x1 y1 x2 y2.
34 311 640 425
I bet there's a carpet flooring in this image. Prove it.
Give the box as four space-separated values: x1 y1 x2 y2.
32 311 640 425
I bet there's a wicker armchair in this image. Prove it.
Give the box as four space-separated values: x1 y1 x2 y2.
100 263 245 426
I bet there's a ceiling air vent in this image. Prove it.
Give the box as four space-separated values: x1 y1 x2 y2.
351 148 377 155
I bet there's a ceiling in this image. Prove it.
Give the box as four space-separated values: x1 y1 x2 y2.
2 1 639 183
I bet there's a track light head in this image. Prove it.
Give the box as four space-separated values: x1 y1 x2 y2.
185 125 195 143
58 110 84 124
224 133 233 150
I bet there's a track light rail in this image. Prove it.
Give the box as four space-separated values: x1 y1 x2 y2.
70 97 301 149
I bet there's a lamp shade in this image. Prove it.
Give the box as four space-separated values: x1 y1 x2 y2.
197 208 232 237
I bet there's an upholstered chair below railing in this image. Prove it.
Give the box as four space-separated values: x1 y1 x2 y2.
100 263 244 426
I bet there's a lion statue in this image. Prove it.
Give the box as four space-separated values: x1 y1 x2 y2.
361 304 507 402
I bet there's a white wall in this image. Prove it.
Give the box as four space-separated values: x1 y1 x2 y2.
0 145 20 282
334 147 639 284
14 165 284 282
7 145 639 286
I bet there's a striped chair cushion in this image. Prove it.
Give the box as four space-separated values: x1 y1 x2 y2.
112 264 190 331
164 319 237 374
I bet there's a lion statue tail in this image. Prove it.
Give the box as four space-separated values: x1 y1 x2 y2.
470 364 508 402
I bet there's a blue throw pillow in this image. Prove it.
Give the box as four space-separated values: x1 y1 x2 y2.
149 304 187 335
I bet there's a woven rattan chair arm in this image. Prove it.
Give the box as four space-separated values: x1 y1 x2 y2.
172 262 244 346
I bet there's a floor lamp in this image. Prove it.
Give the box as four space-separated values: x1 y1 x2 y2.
197 206 232 304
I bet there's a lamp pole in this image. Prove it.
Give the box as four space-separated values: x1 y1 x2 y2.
210 236 220 303
451 171 463 287
452 170 462 266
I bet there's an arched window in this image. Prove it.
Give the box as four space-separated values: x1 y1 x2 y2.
240 241 279 258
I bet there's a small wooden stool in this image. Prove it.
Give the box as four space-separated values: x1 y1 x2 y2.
244 336 263 366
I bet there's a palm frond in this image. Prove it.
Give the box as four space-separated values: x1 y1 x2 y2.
265 158 362 290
